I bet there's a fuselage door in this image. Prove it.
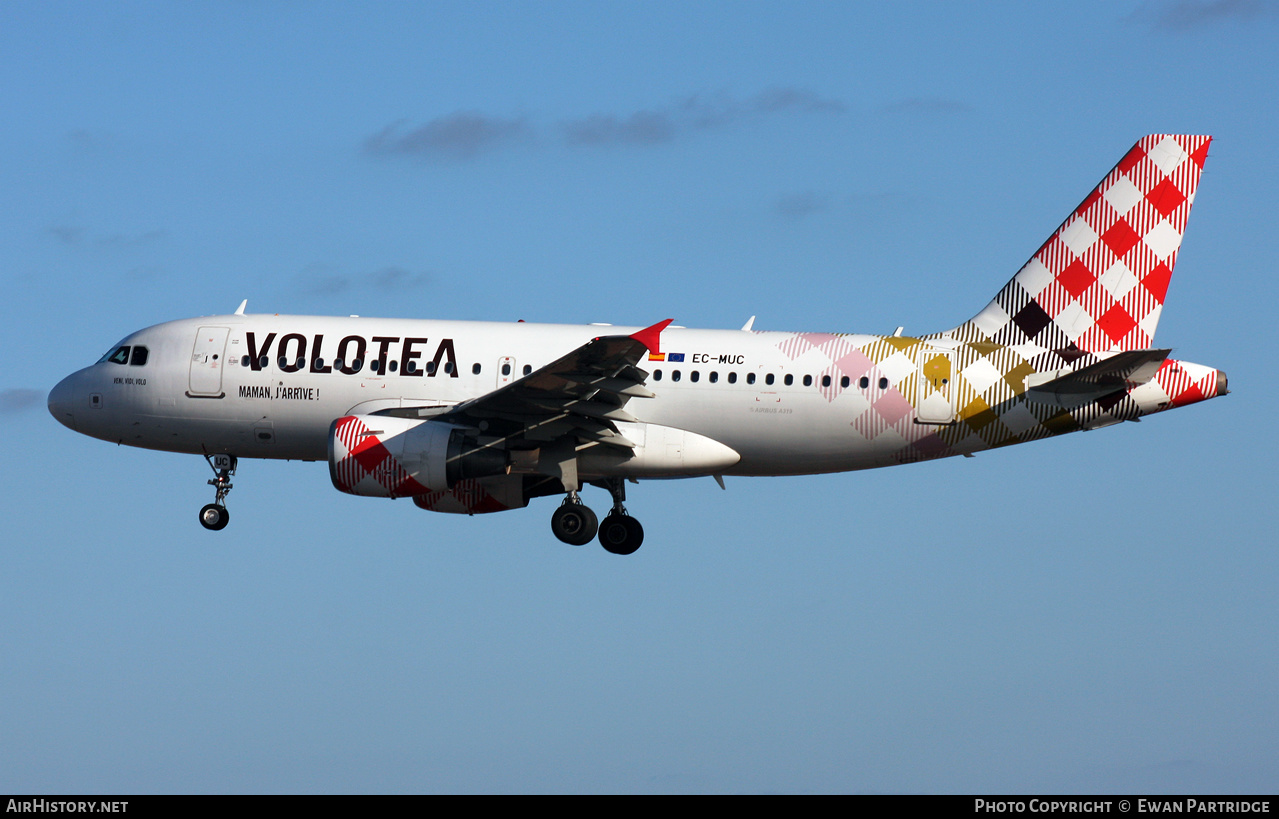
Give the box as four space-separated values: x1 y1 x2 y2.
189 326 230 398
915 347 956 425
497 356 516 388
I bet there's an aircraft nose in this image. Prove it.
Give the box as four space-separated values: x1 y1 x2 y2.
48 374 79 432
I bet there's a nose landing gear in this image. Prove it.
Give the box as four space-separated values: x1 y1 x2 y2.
199 453 236 531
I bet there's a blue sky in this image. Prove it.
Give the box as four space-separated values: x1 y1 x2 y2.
2 0 1277 793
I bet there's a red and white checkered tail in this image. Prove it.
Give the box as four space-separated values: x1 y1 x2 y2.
955 135 1211 353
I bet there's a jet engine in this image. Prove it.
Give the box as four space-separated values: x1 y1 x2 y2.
329 414 508 499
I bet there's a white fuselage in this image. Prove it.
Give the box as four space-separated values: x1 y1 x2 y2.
49 314 922 477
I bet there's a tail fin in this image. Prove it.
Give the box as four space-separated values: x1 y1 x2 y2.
951 134 1211 352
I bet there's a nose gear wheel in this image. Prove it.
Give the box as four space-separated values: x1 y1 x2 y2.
199 454 237 531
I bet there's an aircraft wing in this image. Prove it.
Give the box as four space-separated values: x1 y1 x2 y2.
424 319 674 450
1025 348 1171 407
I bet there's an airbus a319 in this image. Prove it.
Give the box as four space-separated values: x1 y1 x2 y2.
49 135 1227 554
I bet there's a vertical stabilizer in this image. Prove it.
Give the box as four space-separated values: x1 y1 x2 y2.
951 135 1211 352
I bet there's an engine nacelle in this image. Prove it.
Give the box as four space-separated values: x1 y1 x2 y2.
411 475 529 515
329 414 508 498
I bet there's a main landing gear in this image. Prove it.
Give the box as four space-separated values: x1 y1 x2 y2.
551 493 597 546
199 453 236 531
549 479 645 555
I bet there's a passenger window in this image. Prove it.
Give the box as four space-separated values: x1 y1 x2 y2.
522 365 532 376
784 374 794 386
728 372 737 384
260 356 269 369
405 361 418 374
278 356 289 369
765 373 774 386
444 362 454 374
296 357 305 370
747 373 756 385
389 361 399 373
879 377 889 389
803 375 812 387
822 375 831 387
653 370 663 381
351 359 363 372
860 376 869 389
473 363 482 375
672 370 682 382
691 371 700 383
502 363 511 376
333 358 344 370
841 376 850 388
314 358 325 369
241 355 250 367
426 361 436 374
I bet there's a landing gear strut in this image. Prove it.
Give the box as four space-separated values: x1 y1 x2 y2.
199 453 236 531
551 492 597 546
595 478 644 555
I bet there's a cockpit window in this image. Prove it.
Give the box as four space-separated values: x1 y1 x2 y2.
130 346 149 366
98 346 131 365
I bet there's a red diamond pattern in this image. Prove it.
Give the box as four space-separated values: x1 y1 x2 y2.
1142 261 1174 302
1146 178 1187 218
1117 145 1146 175
1096 303 1137 344
1058 259 1096 299
1190 139 1210 169
1101 220 1141 258
351 434 392 473
1075 188 1102 218
958 135 1212 352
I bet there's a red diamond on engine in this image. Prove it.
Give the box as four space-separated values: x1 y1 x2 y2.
1102 220 1141 258
1146 178 1186 218
1096 303 1137 344
351 435 392 473
1058 259 1096 298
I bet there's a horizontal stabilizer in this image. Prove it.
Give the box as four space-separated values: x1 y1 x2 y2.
1025 348 1170 407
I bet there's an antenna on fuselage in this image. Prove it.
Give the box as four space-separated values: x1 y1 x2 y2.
234 300 248 315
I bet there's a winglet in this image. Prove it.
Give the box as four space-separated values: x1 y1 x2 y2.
234 299 248 315
629 319 674 354
741 316 755 332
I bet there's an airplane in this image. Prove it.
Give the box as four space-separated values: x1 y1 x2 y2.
48 134 1227 555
